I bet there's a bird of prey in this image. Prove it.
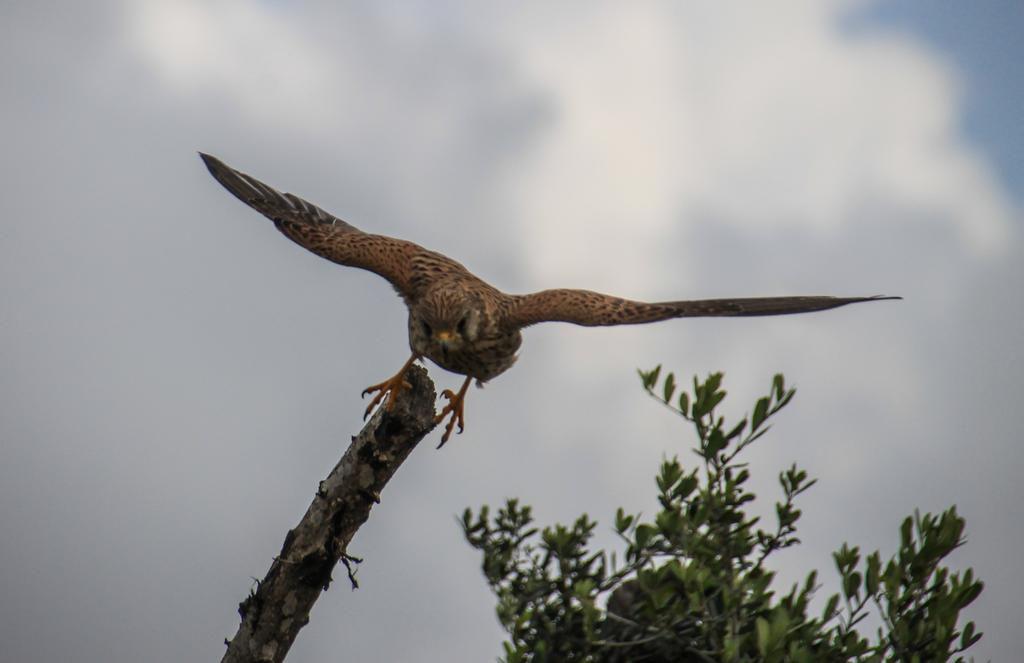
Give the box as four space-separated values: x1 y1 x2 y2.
200 153 898 446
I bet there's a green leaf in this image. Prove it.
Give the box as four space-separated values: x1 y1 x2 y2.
658 459 682 493
674 475 699 500
705 429 727 457
635 524 656 549
843 571 862 600
692 373 727 417
756 616 771 656
866 552 881 596
663 372 676 403
803 570 818 595
726 418 747 440
961 621 982 648
650 585 674 609
771 608 790 641
959 580 984 608
614 508 634 533
573 578 596 598
822 594 840 620
639 364 661 390
706 389 726 414
900 516 913 549
668 559 688 582
678 391 690 416
752 396 770 430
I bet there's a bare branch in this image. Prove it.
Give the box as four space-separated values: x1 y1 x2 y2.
222 365 437 663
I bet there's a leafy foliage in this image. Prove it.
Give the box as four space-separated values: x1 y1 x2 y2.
463 369 983 662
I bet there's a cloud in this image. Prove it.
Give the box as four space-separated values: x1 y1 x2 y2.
128 0 336 128
1 1 1018 661
128 0 1016 280
493 1 1015 297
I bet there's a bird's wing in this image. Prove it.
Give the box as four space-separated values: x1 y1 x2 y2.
505 290 900 329
200 153 465 299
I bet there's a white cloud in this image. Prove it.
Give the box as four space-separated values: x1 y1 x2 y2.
492 1 1016 294
128 0 1015 273
127 0 339 129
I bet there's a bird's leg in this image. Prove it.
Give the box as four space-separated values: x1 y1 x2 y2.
435 376 472 448
361 354 419 419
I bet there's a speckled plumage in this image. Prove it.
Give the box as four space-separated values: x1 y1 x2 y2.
200 153 898 445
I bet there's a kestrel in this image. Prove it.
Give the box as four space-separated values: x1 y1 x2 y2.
200 153 898 446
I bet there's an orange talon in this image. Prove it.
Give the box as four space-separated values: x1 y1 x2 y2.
361 355 418 419
435 376 472 448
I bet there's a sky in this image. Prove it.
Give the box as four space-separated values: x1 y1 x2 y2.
1 1 1021 661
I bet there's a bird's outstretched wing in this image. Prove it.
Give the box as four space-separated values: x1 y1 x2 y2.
200 153 463 299
506 290 900 329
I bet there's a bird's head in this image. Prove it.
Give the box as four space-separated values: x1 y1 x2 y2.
414 289 484 351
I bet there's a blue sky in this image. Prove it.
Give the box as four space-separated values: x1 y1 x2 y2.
861 0 1024 201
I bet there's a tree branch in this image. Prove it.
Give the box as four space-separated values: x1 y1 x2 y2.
221 364 437 663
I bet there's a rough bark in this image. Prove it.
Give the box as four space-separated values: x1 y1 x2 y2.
221 365 437 663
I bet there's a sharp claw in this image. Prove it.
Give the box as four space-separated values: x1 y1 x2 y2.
433 385 467 448
437 418 458 448
361 370 412 419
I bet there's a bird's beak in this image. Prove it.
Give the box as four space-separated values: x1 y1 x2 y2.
436 330 454 344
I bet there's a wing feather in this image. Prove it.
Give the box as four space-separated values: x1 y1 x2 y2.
506 289 900 329
200 153 463 299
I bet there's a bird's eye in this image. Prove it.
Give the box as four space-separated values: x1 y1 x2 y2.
421 320 432 336
456 317 467 334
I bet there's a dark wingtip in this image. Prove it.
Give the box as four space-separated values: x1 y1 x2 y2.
197 152 259 206
198 151 223 175
868 295 902 302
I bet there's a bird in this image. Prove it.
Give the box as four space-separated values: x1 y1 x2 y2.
199 153 899 447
